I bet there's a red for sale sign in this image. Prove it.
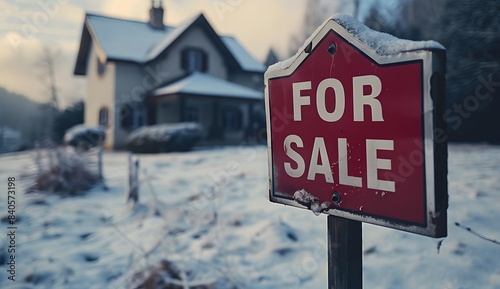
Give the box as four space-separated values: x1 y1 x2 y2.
265 15 447 237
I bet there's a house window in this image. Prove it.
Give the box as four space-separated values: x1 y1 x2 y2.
182 48 207 73
121 105 146 130
223 107 242 132
99 107 109 128
97 58 106 76
184 106 200 122
132 107 146 129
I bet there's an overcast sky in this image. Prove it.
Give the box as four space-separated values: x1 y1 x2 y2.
0 0 382 107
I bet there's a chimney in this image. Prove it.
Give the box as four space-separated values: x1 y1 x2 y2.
149 0 164 29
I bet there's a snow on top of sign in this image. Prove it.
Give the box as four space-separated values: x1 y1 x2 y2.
267 13 444 73
332 13 444 55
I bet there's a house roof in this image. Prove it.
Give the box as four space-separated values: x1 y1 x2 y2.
221 36 267 73
74 13 265 75
151 72 263 100
86 14 173 63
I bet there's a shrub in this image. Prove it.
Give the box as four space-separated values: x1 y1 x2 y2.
126 123 202 154
130 259 215 289
27 147 101 196
64 125 105 150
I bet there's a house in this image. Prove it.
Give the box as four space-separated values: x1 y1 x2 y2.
74 1 266 149
0 126 22 154
264 48 280 68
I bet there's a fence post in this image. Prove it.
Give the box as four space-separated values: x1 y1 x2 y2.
34 141 42 175
127 154 139 204
97 146 103 181
0 126 4 152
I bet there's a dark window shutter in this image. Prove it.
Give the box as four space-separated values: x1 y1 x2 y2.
120 107 127 128
147 102 156 125
120 106 133 129
201 52 208 72
181 50 188 70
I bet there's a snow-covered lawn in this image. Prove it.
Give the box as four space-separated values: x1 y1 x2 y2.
0 144 499 289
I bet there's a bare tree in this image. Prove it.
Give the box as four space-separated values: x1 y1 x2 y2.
38 46 60 110
338 0 361 20
288 0 349 57
399 0 442 40
364 0 500 142
437 0 500 142
37 46 62 141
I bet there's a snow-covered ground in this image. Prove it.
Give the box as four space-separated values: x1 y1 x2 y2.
0 144 499 289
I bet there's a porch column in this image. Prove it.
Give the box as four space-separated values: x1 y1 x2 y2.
146 100 156 125
179 97 186 122
248 102 254 127
210 100 223 139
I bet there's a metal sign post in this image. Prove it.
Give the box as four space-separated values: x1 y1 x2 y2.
264 14 447 288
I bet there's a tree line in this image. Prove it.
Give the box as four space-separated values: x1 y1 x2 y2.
364 0 500 143
290 0 500 143
0 87 83 149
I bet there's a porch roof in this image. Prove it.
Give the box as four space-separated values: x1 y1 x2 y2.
151 73 263 100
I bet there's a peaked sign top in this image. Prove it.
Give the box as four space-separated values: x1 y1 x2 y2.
264 14 447 237
268 14 444 74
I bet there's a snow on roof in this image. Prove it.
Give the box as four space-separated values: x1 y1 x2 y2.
84 13 264 72
86 14 172 63
152 72 263 100
268 13 444 73
145 14 199 61
221 36 266 72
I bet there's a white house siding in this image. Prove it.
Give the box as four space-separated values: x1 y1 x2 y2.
85 44 116 149
154 26 228 81
110 26 230 148
113 62 150 148
117 27 234 143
